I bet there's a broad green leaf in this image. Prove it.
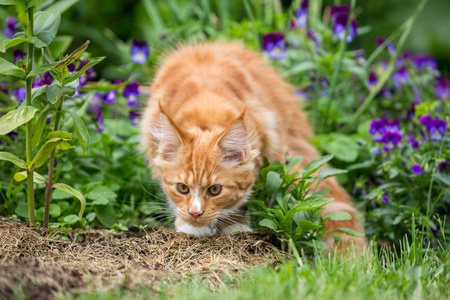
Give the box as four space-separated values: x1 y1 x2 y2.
303 155 334 176
56 40 90 69
296 220 321 232
14 170 46 185
259 218 278 231
32 107 53 150
31 85 48 105
63 109 89 154
46 79 78 103
15 201 29 218
46 130 72 140
325 211 352 221
49 203 61 218
45 0 79 14
0 57 26 79
266 171 282 195
337 228 365 237
33 11 61 47
0 152 27 168
86 186 117 200
92 198 109 205
53 182 85 218
318 168 348 181
29 137 68 168
282 61 316 76
285 155 303 172
56 141 75 150
0 0 26 5
64 214 80 224
295 197 334 211
85 212 96 222
95 204 116 227
27 0 46 7
27 61 59 77
52 188 71 199
434 173 450 187
0 37 29 52
26 36 47 48
0 106 39 135
64 56 105 84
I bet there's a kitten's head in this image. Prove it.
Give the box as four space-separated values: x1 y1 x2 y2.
150 107 259 229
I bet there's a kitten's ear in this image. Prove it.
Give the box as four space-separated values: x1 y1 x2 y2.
217 119 248 167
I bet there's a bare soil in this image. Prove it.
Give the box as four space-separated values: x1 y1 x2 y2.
0 219 284 299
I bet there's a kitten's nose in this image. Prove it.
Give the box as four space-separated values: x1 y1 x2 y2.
189 211 203 218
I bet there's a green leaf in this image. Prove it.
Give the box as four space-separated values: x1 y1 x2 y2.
282 61 316 76
95 204 116 228
46 79 78 103
296 220 321 232
92 199 109 205
320 134 359 163
325 211 352 221
15 201 29 218
45 0 79 14
0 105 39 135
53 183 86 218
0 0 26 6
0 57 26 79
63 109 90 154
27 61 59 77
0 37 29 53
295 197 334 211
49 203 61 218
285 155 303 172
52 188 71 199
64 56 105 84
29 137 69 168
56 141 75 150
259 218 278 231
434 173 450 187
31 85 48 105
336 228 365 237
46 130 72 140
86 186 117 200
64 214 80 224
303 155 334 176
318 168 348 181
266 171 282 195
0 152 27 168
14 171 46 185
32 11 61 47
85 212 96 222
32 107 53 150
56 40 90 69
27 0 46 7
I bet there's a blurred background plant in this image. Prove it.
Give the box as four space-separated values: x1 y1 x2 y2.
0 0 448 248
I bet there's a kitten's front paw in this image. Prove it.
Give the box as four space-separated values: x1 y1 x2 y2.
220 224 253 234
176 222 218 237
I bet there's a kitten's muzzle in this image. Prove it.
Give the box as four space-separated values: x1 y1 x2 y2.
189 210 203 218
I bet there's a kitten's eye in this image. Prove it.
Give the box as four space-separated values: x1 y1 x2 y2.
207 185 222 196
177 183 190 194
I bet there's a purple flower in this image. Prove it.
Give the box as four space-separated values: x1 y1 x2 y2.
414 55 437 71
32 72 52 88
123 81 140 106
263 32 288 60
385 119 400 132
307 29 320 46
369 119 386 142
129 111 141 126
4 17 16 39
292 1 308 29
435 78 450 100
330 5 350 20
93 106 104 133
368 72 377 91
382 190 390 203
427 119 446 142
408 132 420 150
131 40 150 65
406 101 419 120
419 114 432 127
376 37 395 56
14 87 26 102
382 131 403 152
13 49 26 64
410 164 424 175
438 160 448 173
332 13 358 43
382 87 393 99
392 68 410 89
104 90 117 104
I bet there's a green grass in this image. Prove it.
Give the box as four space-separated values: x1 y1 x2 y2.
66 238 450 300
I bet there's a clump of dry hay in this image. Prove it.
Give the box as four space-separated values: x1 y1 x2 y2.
0 219 285 299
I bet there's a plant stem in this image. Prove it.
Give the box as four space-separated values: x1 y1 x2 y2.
43 96 65 231
25 6 35 225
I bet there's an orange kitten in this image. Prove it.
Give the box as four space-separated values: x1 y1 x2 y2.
141 42 367 250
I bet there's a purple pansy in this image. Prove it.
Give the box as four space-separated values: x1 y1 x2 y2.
392 68 410 89
376 37 395 56
427 119 447 142
291 1 308 29
382 190 390 203
369 119 386 142
263 32 288 60
408 132 420 150
129 111 141 126
419 114 432 127
410 164 424 175
13 49 26 64
4 17 16 39
332 13 358 43
104 90 117 104
382 131 403 152
32 72 52 88
131 40 150 65
385 119 399 132
330 5 350 20
438 160 448 173
434 77 450 100
368 72 377 91
414 55 437 71
14 87 26 102
123 81 140 106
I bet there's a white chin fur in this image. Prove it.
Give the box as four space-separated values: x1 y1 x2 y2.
176 223 218 237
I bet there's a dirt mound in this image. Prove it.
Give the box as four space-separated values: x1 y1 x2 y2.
0 219 284 299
